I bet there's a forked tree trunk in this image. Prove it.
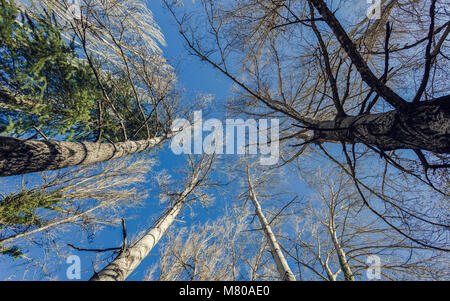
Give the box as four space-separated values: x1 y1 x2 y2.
90 173 198 281
313 97 450 153
0 136 166 177
90 201 184 281
246 172 296 281
308 0 449 153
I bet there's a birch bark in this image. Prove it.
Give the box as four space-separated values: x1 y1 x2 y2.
89 201 184 281
90 171 199 281
246 169 296 281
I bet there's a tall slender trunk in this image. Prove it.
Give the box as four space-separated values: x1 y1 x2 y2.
328 220 354 281
0 135 166 177
90 173 198 281
246 171 296 281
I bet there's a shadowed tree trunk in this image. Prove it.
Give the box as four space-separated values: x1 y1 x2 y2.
0 135 167 177
312 97 450 153
306 0 449 153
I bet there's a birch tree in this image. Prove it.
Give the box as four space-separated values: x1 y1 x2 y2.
90 155 216 281
284 165 448 280
244 160 296 281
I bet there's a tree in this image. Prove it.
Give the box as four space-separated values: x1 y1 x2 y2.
164 0 449 251
165 0 449 152
0 0 180 177
283 164 448 280
90 155 216 281
1 0 448 282
0 0 101 139
0 156 153 270
146 208 248 281
244 160 296 281
0 135 165 176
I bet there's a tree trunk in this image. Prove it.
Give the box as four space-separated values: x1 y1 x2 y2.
90 201 183 281
0 135 165 177
328 219 354 281
246 173 296 281
90 172 198 281
313 97 450 153
309 0 406 109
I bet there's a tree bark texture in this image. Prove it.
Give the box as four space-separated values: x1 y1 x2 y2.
328 222 354 281
90 201 183 281
313 98 450 153
0 136 165 177
247 175 296 281
90 172 198 281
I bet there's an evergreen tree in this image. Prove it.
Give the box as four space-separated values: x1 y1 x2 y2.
0 0 175 177
0 0 100 140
